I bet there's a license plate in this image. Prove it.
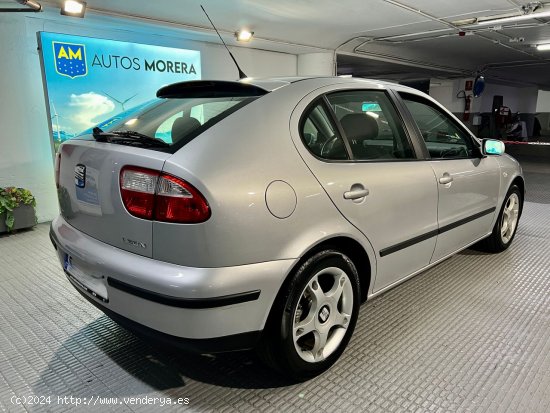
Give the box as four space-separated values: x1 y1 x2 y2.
64 254 109 303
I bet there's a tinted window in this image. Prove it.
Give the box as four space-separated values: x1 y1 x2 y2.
326 90 414 161
74 96 257 152
114 97 251 146
301 101 349 160
400 93 475 159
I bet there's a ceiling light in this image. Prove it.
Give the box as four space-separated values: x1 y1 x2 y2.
537 43 550 51
61 0 86 18
14 0 42 11
475 9 550 26
235 29 253 42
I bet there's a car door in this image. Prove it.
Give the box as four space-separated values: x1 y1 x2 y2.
398 92 500 262
290 86 439 293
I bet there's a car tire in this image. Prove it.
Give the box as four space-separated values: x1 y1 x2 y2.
476 184 522 253
258 249 360 381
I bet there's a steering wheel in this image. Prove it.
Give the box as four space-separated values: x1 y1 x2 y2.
440 146 467 158
321 135 341 158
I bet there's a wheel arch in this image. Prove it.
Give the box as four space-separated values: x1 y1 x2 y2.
272 236 373 316
510 175 525 217
311 237 372 302
511 175 525 196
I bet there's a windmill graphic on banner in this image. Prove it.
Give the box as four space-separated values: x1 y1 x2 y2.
50 99 64 142
102 91 139 111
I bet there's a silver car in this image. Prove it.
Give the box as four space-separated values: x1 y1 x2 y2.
50 77 523 380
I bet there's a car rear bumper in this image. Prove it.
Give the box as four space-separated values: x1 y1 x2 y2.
50 215 294 351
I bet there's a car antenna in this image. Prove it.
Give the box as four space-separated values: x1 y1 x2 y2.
200 5 248 80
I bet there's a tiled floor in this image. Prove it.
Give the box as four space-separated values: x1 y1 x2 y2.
1 158 549 412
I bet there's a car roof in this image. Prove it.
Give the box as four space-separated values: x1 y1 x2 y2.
239 76 415 93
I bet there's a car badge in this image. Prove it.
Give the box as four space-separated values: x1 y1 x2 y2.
75 164 86 188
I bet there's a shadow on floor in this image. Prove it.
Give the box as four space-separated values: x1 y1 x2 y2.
33 316 292 398
457 248 492 256
0 226 36 239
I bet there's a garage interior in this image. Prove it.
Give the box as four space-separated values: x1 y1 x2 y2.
1 0 549 412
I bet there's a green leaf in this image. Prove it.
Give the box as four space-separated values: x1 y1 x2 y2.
0 186 36 212
5 211 14 231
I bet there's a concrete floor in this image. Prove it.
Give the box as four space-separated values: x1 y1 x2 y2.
1 154 549 412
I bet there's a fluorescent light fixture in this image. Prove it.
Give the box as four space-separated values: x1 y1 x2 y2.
235 29 253 42
61 0 86 17
475 10 550 26
124 118 138 126
537 43 550 51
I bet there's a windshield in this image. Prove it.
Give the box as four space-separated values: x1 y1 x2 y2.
74 95 258 152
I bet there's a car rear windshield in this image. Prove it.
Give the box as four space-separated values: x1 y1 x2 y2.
76 96 258 153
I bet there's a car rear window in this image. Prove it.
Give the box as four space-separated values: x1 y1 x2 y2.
76 96 258 153
118 96 256 152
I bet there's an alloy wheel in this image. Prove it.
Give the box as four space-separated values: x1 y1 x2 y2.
501 193 520 244
292 267 354 363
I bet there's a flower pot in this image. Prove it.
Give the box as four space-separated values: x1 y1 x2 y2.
0 204 37 233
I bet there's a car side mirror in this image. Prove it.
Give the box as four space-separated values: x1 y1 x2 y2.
482 139 505 156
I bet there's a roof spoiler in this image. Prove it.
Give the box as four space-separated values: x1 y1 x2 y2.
156 80 269 99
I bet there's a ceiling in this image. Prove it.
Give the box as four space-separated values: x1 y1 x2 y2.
30 0 550 88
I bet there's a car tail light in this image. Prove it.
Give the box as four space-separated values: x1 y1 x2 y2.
155 174 211 223
120 166 159 220
54 152 61 188
120 166 210 223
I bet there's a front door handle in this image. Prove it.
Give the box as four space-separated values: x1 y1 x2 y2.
344 187 369 200
439 173 453 185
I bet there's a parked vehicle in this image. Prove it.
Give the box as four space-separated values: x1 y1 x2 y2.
50 77 524 380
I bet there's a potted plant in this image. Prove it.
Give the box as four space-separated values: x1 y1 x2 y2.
0 187 37 233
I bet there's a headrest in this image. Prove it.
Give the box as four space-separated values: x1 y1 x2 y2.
340 113 379 141
171 117 201 142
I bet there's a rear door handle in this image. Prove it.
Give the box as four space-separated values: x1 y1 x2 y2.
344 188 369 200
438 173 453 185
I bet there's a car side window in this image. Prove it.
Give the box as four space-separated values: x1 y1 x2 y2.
400 92 475 159
300 100 349 160
325 90 414 161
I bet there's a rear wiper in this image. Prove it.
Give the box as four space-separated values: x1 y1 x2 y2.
92 127 169 148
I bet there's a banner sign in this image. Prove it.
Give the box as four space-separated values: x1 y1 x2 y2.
38 32 201 151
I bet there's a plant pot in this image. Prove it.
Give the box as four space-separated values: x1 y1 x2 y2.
0 204 37 233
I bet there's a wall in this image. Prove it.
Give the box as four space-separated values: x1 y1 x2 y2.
297 53 334 76
429 78 481 131
536 90 550 137
0 9 297 223
430 79 539 137
429 79 481 115
478 83 539 137
479 83 538 113
536 90 550 112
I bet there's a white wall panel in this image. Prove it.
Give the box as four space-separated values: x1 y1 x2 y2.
479 83 538 113
536 90 550 112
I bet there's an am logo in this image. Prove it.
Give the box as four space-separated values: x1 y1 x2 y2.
53 42 87 79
